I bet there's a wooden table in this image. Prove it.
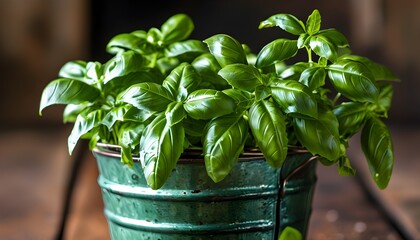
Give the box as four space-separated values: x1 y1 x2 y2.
0 125 417 240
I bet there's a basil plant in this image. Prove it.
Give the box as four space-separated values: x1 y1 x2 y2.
39 10 397 190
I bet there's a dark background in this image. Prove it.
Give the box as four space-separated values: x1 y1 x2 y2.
0 0 418 128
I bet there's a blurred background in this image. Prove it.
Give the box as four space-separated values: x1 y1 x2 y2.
1 0 419 128
1 0 419 239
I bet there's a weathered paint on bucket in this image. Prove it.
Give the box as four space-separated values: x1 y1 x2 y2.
93 145 317 240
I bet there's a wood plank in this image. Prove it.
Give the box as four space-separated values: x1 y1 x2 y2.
308 164 401 240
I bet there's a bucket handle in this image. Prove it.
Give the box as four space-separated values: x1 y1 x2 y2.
280 154 319 198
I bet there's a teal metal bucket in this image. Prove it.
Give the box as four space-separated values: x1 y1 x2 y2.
93 144 317 240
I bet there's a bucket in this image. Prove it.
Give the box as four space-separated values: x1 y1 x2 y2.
93 144 317 239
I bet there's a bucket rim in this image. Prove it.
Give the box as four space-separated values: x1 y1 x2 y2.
93 143 309 163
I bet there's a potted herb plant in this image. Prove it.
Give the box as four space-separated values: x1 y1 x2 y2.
39 9 397 239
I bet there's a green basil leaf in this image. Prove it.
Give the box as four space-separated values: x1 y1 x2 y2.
327 60 379 102
309 35 338 61
218 64 263 91
271 80 318 118
333 102 367 137
203 113 248 182
146 27 163 46
183 117 207 138
279 62 309 80
85 62 103 82
255 39 298 68
376 83 393 114
192 53 228 90
339 55 398 81
249 100 288 168
242 44 257 66
204 34 247 67
88 133 100 151
293 106 341 160
165 39 208 60
80 124 102 143
279 226 303 240
184 89 236 120
306 9 321 35
259 14 305 35
117 82 174 112
337 47 352 58
161 13 194 44
337 156 356 176
298 66 326 90
63 103 89 123
102 105 131 130
123 106 154 123
196 80 216 90
165 101 186 126
162 63 200 101
318 57 328 67
58 60 87 81
318 156 335 166
140 114 185 189
156 57 180 75
39 78 100 115
131 30 147 38
103 51 145 84
118 121 146 167
103 68 165 96
222 89 254 113
317 29 350 48
68 109 104 155
184 136 200 147
361 116 394 189
297 33 310 49
120 142 134 168
255 85 272 101
106 32 150 55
